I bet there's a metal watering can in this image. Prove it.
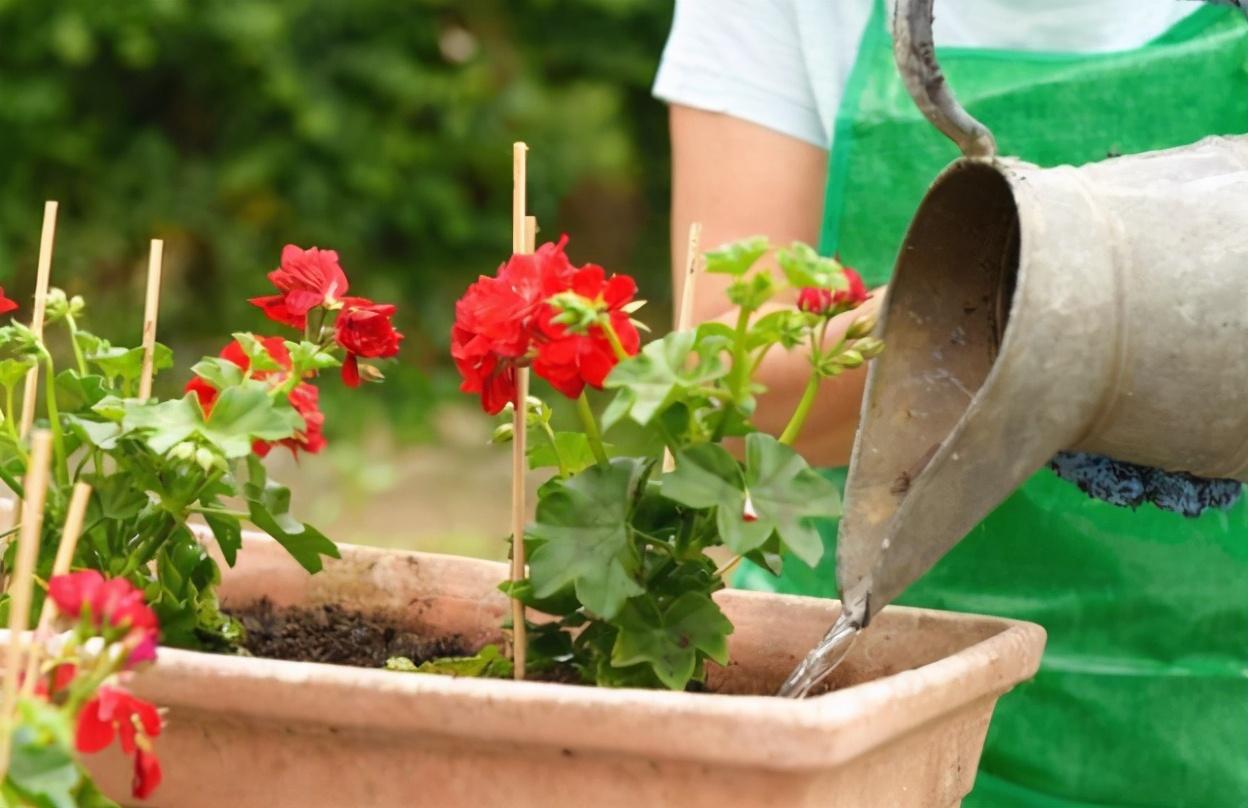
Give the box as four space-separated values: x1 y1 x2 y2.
836 0 1248 632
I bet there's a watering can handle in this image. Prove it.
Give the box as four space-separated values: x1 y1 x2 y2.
893 0 1248 159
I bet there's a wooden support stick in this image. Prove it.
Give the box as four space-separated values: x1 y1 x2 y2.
18 202 58 438
663 222 702 473
138 239 164 400
0 430 53 779
19 482 91 699
509 142 530 681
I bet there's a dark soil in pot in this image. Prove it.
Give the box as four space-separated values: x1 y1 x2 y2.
230 598 470 668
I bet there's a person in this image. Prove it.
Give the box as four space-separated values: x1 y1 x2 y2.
653 1 1248 806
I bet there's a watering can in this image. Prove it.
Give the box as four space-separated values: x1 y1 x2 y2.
835 0 1248 631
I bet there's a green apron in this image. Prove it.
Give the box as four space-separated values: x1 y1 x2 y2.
738 5 1248 806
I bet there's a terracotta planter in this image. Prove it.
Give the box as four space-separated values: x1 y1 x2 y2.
77 535 1043 808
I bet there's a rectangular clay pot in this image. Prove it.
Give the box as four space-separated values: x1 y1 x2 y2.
82 535 1044 808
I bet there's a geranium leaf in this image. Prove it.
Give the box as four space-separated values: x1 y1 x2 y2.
663 434 838 565
747 310 813 351
527 458 650 619
286 340 341 373
53 371 108 412
202 384 302 458
246 498 340 574
87 343 173 383
63 415 121 450
704 236 770 276
610 592 733 690
776 243 849 291
0 357 35 391
191 357 244 390
661 442 771 554
386 644 513 678
203 510 242 567
7 698 81 808
232 332 282 372
120 396 201 455
527 432 612 475
742 433 839 566
602 332 727 429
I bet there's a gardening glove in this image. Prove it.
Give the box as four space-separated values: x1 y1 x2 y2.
1049 452 1243 518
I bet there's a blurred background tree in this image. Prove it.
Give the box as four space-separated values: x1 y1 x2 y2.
0 0 675 553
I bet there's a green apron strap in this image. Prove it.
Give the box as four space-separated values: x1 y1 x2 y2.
742 5 1248 805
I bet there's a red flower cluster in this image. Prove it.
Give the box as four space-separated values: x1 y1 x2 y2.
186 337 325 457
797 265 869 316
336 301 403 387
77 686 163 799
250 245 403 387
48 571 159 666
0 287 16 315
452 237 640 413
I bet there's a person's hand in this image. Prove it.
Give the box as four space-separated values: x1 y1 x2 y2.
1048 452 1243 517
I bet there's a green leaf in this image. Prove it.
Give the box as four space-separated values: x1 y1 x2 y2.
528 432 612 475
602 332 727 429
191 357 244 390
53 371 108 412
63 415 121 450
6 698 81 808
726 271 776 310
498 578 581 616
747 310 813 351
703 236 770 276
122 384 302 459
232 332 282 372
87 342 173 384
386 644 514 678
247 498 340 574
286 340 342 374
662 434 838 565
203 384 303 457
203 510 242 567
0 357 35 391
776 243 849 291
610 592 732 690
527 458 650 619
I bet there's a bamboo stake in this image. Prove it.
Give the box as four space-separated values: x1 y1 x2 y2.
663 222 702 473
18 202 58 438
138 239 164 400
0 430 53 779
19 482 91 699
509 142 530 681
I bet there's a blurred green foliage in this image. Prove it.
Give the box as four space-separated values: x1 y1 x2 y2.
0 0 674 439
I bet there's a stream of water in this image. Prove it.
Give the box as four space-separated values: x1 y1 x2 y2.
776 611 862 698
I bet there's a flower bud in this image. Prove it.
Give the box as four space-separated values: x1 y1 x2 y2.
796 287 832 315
837 349 864 369
69 295 86 317
194 447 220 473
43 288 70 323
845 311 878 340
168 441 196 462
491 423 515 444
855 337 885 358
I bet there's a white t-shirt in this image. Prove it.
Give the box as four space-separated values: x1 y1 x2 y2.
653 0 1202 149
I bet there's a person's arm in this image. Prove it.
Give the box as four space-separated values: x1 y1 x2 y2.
670 105 878 467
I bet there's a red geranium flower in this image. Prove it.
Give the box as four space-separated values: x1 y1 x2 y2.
185 337 325 457
0 287 17 315
833 266 869 307
532 265 640 399
250 245 351 329
48 572 158 663
133 748 163 800
335 301 403 388
76 686 163 800
451 237 578 414
796 265 869 316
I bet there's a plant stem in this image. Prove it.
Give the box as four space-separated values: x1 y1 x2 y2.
713 307 754 441
188 505 248 519
4 386 28 467
538 422 571 478
575 393 609 467
778 371 821 447
40 353 69 486
64 314 88 376
598 317 632 362
0 464 25 500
